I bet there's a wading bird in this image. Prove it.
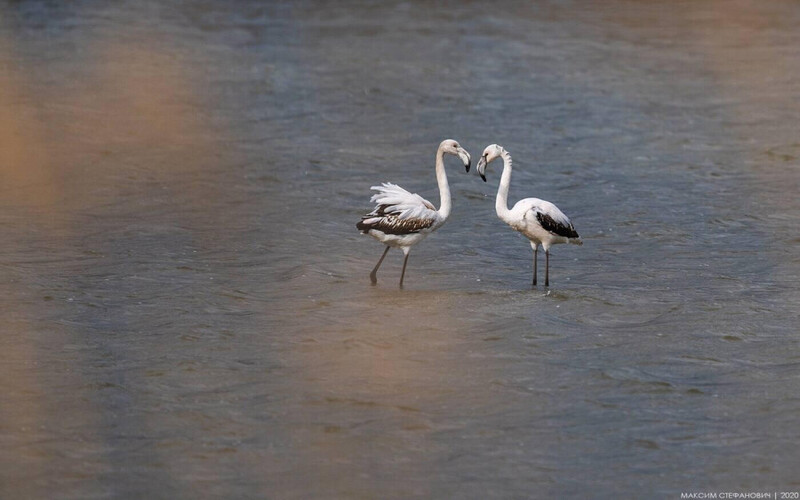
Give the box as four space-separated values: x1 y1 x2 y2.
356 139 471 287
476 144 581 286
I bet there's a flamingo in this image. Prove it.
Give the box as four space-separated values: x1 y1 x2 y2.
476 144 582 287
356 139 471 287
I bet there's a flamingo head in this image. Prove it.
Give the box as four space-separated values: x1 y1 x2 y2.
476 144 504 182
441 139 471 173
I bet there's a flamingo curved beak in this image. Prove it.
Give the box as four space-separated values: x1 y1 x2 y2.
458 148 471 173
476 156 487 182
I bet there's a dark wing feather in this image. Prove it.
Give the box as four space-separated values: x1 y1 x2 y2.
536 211 579 238
356 183 439 235
357 205 436 235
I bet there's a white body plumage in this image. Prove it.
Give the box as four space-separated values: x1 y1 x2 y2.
504 197 580 252
359 183 445 251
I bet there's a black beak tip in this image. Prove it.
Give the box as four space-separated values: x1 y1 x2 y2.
465 161 471 173
480 174 487 182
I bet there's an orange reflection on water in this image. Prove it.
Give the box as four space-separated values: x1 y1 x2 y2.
0 35 56 208
273 287 506 497
0 9 228 496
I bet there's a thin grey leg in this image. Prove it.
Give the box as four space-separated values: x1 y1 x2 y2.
532 246 538 286
370 246 390 284
399 252 410 288
545 249 550 287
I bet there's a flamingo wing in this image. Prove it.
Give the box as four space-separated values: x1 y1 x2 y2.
357 183 439 235
521 199 579 238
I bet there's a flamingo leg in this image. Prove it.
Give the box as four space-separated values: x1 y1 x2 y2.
370 246 390 284
399 251 410 288
545 249 550 287
532 246 538 286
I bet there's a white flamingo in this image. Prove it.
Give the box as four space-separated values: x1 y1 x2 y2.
477 144 582 286
356 139 471 287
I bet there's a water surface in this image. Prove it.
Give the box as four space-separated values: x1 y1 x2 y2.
1 1 799 497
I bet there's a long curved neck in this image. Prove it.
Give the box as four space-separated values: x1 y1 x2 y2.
435 146 452 220
495 149 513 222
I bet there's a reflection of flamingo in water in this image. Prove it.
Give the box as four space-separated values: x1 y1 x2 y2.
477 144 582 287
356 139 471 287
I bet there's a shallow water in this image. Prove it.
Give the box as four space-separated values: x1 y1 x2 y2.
2 1 800 497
